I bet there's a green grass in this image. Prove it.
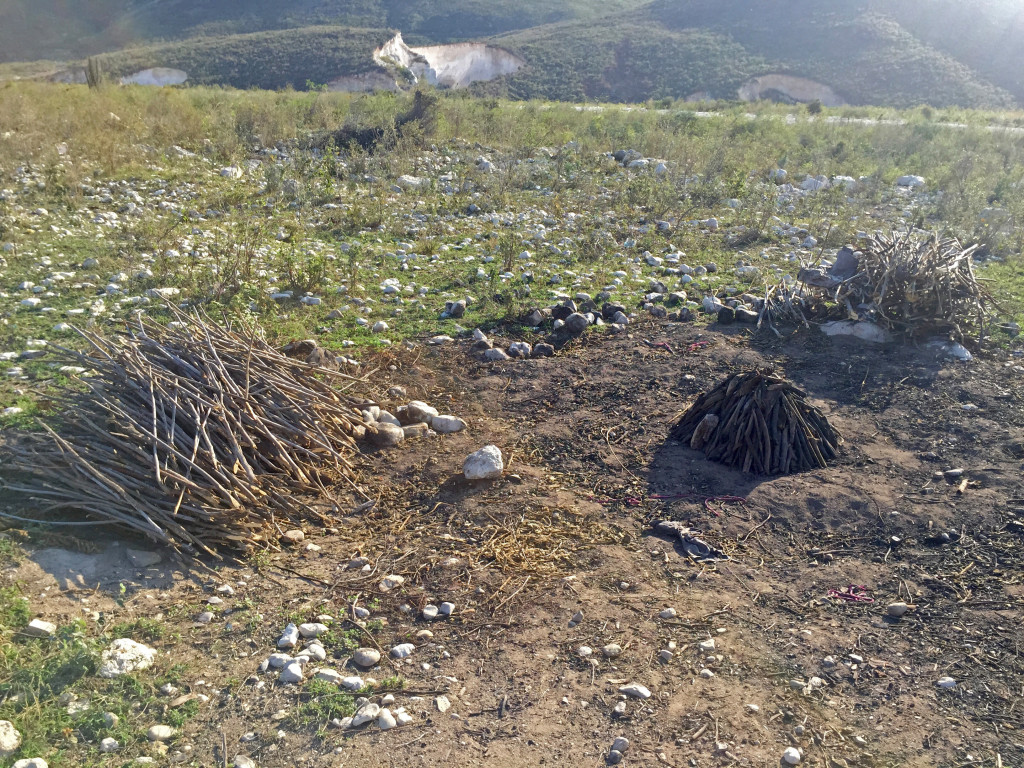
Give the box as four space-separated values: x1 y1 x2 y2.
0 578 195 767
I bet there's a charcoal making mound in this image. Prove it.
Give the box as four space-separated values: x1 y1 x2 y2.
670 369 841 475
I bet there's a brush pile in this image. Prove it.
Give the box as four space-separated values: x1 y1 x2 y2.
671 370 841 475
798 233 996 341
1 308 374 555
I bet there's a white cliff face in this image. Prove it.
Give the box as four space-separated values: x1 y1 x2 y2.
738 74 846 106
120 68 188 86
372 32 523 89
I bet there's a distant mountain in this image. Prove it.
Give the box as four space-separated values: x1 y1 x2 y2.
2 0 1022 109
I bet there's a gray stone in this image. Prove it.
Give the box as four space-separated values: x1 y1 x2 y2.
563 313 589 335
126 548 162 567
99 737 120 753
532 343 555 358
369 422 405 448
353 648 381 667
612 737 630 753
422 604 439 620
439 602 455 616
608 750 623 765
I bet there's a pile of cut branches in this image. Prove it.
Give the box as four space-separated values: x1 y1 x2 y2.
1 308 373 555
671 370 841 475
799 233 997 341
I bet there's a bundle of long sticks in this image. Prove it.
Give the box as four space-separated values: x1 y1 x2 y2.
1 307 373 556
830 233 995 341
671 370 841 475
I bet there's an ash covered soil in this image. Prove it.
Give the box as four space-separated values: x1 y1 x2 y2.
6 320 1024 768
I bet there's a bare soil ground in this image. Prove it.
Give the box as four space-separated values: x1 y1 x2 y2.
6 318 1024 768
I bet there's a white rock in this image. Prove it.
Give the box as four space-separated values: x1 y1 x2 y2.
380 575 405 591
395 709 414 726
298 623 328 638
12 759 48 768
0 720 21 757
897 175 926 188
463 445 504 480
24 619 56 637
439 602 455 616
279 660 304 684
937 676 957 689
429 414 466 433
351 703 380 727
618 683 651 699
603 644 622 658
396 175 429 190
267 653 292 669
435 695 452 713
378 709 398 730
353 648 381 667
820 320 892 344
98 639 157 678
99 737 120 753
422 604 439 620
341 676 365 691
390 643 415 659
301 643 327 661
233 757 254 768
782 746 802 765
887 602 910 618
407 401 439 422
699 639 716 651
277 624 299 648
372 321 388 333
315 669 344 685
147 725 175 741
577 646 593 658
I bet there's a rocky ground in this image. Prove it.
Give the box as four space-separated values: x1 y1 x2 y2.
4 317 1024 768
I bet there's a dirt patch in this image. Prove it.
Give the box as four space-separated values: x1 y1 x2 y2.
5 320 1024 767
739 74 847 106
119 68 188 87
375 32 523 88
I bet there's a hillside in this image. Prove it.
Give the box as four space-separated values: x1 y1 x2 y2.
1 0 1023 109
491 19 767 104
0 0 649 62
93 26 393 91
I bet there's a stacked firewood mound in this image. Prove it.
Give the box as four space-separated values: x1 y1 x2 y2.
1 307 376 556
671 370 841 475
